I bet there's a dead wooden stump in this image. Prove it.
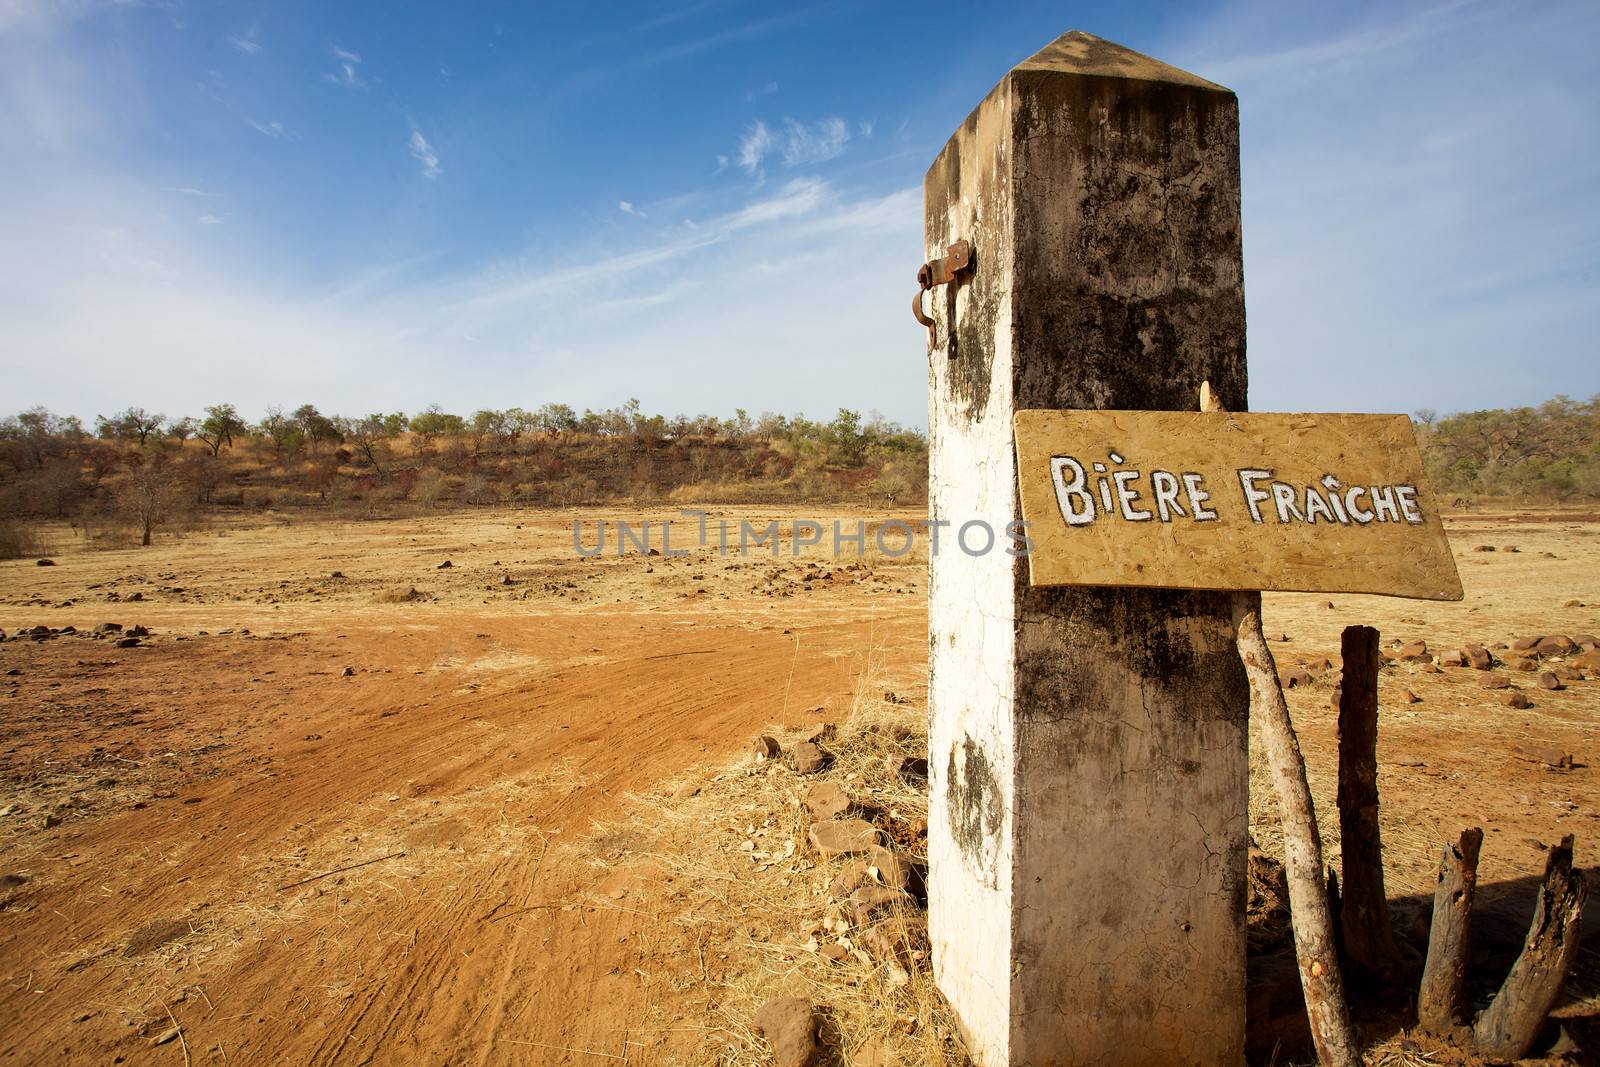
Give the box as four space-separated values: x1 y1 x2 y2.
1472 835 1587 1060
1232 594 1360 1067
1416 827 1483 1034
1336 624 1403 984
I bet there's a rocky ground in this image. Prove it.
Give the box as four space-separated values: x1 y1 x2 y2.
0 505 1596 1064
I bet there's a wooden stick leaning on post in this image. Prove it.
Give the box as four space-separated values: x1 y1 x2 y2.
1201 381 1360 1067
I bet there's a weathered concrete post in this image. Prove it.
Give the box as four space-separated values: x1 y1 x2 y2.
925 31 1251 1065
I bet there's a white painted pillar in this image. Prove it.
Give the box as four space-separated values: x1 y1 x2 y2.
926 31 1251 1066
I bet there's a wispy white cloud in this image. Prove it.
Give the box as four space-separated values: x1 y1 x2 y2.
326 44 365 88
169 186 213 197
736 117 851 177
229 28 260 55
736 120 774 175
197 213 225 225
618 200 643 217
408 125 440 179
743 80 778 101
249 118 286 138
779 117 848 167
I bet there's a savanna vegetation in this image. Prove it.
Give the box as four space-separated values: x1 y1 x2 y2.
1416 395 1600 504
0 400 928 555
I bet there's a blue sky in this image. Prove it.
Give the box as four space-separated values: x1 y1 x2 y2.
1 0 1596 428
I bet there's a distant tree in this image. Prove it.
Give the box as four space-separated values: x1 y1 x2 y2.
197 404 247 457
168 416 197 444
115 463 184 545
536 402 577 435
381 411 409 437
259 407 303 459
339 414 391 477
825 408 865 465
95 407 165 446
292 404 340 456
0 407 73 469
409 405 465 442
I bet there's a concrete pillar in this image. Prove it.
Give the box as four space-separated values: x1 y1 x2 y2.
925 31 1251 1066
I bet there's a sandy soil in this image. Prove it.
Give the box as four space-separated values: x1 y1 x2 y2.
0 506 1595 1064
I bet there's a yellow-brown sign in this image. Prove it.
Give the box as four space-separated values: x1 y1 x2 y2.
1013 410 1463 601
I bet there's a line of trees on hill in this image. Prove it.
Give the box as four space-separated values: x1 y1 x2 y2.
0 400 928 555
1415 395 1600 503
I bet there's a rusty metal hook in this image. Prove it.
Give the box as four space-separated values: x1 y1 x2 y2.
911 239 972 354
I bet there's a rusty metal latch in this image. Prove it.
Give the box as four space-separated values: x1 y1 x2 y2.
913 239 972 353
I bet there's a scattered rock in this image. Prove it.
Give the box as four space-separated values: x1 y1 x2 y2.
1562 599 1583 607
1465 645 1494 670
808 818 885 859
0 873 27 891
752 998 819 1067
1439 649 1465 667
670 781 700 801
1512 636 1542 652
1396 641 1429 661
804 781 851 821
831 846 919 899
437 560 453 569
1481 675 1511 690
1472 545 1495 553
1278 668 1315 689
1573 651 1600 671
36 558 54 566
1419 663 1442 674
330 570 344 578
1500 690 1531 709
1501 545 1519 553
753 735 781 761
94 622 122 634
791 741 830 775
115 637 141 648
1398 688 1421 704
126 625 149 637
849 884 914 928
1574 633 1599 650
1512 745 1572 770
1537 635 1577 654
340 666 355 677
1556 667 1586 683
1537 671 1564 691
1322 601 1336 609
1306 656 1336 672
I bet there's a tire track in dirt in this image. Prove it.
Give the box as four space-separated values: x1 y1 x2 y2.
0 610 921 1064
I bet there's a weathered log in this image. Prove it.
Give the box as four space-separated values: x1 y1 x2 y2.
1416 827 1483 1034
1472 834 1587 1060
1336 624 1403 983
1232 594 1360 1067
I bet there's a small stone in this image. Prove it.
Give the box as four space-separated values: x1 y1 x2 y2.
791 741 830 775
1500 690 1531 709
1465 645 1494 670
1322 600 1336 609
1512 636 1542 652
804 781 851 821
752 998 819 1067
808 818 885 859
1396 640 1428 661
1513 745 1572 769
1573 651 1600 670
753 735 781 761
1481 675 1511 690
1307 656 1336 672
1473 544 1495 552
115 637 141 648
1536 635 1577 654
94 622 122 633
1537 671 1564 691
340 666 355 677
1398 688 1420 704
1574 634 1599 650
1439 649 1465 667
1419 663 1442 674
437 560 453 569
1278 668 1315 689
36 558 55 566
818 943 849 962
1556 667 1585 682
1501 545 1519 552
671 781 701 801
330 571 344 578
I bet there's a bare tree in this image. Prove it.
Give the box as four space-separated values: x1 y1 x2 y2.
115 464 184 546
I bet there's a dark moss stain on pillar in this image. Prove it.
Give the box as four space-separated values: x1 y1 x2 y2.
946 732 1004 888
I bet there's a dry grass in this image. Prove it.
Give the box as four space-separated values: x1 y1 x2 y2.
581 655 965 1066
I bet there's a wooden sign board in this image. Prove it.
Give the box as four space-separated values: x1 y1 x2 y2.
1013 410 1463 601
